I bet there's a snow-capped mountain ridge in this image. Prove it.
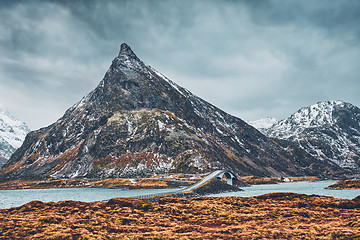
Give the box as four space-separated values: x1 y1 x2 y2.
265 100 360 170
247 117 277 134
284 100 343 126
0 108 30 159
267 100 355 140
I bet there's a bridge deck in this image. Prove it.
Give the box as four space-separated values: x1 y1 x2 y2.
135 170 228 199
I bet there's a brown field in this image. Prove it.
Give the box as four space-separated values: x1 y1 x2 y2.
1 193 360 239
327 179 360 189
0 179 92 190
240 176 320 185
90 178 172 189
240 176 283 185
0 178 194 190
287 176 319 182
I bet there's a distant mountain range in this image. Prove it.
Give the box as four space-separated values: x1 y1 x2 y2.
248 100 360 172
247 117 277 134
0 108 30 166
0 44 341 181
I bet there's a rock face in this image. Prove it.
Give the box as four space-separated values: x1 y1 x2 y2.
265 101 360 172
0 44 340 180
0 157 7 168
0 108 30 165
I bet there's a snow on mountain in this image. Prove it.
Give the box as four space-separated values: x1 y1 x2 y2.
267 101 345 139
247 117 277 134
266 101 360 170
1 43 339 181
0 108 30 160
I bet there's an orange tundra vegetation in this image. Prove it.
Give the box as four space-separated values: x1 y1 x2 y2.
90 178 170 189
326 178 360 189
0 178 175 190
240 176 319 185
0 193 360 239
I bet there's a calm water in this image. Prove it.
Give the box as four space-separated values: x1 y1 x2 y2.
1 181 359 209
0 187 182 209
207 180 360 199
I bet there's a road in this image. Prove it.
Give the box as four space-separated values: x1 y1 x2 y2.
135 170 226 199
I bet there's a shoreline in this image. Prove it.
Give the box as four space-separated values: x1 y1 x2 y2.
0 175 333 191
326 178 360 190
0 177 197 191
1 193 359 239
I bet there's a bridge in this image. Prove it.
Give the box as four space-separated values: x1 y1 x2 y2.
135 170 237 199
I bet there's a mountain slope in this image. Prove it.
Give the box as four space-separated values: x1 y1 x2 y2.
0 108 30 165
0 44 339 180
266 101 360 171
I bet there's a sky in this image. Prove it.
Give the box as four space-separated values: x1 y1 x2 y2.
0 0 359 130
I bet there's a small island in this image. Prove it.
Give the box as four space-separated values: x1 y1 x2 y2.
326 179 360 190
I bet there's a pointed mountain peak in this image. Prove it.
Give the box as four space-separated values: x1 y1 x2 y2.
114 43 146 73
2 44 343 180
118 43 138 59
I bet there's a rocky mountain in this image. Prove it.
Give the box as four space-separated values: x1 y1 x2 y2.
247 117 277 135
0 157 7 168
0 44 340 181
0 108 30 166
263 101 360 171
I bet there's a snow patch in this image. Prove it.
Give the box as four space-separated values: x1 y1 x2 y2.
247 117 277 132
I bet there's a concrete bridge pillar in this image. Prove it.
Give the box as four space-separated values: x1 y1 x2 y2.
216 171 237 186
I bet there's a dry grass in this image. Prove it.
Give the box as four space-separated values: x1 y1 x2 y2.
288 176 319 182
89 178 133 188
1 193 360 239
0 178 173 190
327 179 360 189
241 176 282 185
0 179 91 190
90 178 170 189
240 176 320 185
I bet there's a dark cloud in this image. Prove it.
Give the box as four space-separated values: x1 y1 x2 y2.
0 0 359 129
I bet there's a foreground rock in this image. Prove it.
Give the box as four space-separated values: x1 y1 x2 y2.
0 193 359 239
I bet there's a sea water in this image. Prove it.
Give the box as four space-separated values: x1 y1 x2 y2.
207 180 360 199
1 181 359 209
0 187 181 209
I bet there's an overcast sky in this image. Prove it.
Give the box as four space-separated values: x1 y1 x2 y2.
1 0 359 130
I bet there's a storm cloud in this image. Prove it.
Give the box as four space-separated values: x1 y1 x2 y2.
1 0 359 129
